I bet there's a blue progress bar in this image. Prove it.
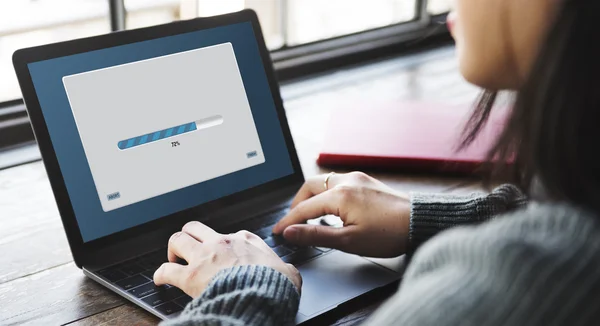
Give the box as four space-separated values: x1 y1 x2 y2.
118 122 197 150
117 115 224 150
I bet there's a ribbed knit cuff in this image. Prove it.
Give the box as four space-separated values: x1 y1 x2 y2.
408 184 527 254
166 265 299 326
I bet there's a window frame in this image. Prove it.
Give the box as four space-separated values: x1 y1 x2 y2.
0 99 32 150
0 0 451 154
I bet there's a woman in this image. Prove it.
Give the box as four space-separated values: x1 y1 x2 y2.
155 0 600 324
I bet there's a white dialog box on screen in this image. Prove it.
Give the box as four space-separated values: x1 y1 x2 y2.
63 42 265 212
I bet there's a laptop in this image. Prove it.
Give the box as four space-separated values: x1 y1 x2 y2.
12 9 401 324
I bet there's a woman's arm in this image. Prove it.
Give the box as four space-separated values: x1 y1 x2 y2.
162 185 528 326
366 203 600 326
274 173 527 258
158 177 528 326
162 265 299 326
408 183 527 253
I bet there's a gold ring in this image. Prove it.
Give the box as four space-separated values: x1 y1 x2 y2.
324 172 336 191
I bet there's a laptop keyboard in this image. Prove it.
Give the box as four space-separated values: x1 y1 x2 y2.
97 250 191 316
96 207 330 316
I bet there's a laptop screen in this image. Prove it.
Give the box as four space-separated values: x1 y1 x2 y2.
26 22 294 243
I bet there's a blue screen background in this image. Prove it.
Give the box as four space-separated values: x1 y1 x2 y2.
27 22 294 242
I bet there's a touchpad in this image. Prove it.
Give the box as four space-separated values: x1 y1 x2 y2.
296 250 399 318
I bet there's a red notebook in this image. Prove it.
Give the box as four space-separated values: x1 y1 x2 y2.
316 101 508 174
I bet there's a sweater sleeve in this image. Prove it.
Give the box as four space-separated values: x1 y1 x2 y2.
366 203 600 326
161 265 299 326
408 183 527 253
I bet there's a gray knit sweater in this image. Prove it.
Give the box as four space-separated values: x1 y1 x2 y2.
163 184 600 325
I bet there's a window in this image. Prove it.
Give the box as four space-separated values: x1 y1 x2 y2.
125 0 286 49
285 0 416 46
428 0 452 14
0 0 110 103
124 0 450 49
0 0 452 156
1 0 453 104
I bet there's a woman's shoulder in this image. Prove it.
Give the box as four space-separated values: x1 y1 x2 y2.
436 201 600 248
376 203 600 326
497 202 600 244
408 202 600 278
488 201 600 236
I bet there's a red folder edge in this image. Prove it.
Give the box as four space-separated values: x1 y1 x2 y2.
316 101 509 174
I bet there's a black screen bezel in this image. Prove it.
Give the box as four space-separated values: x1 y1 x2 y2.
12 9 304 266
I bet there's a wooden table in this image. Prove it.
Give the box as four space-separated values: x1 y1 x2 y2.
0 46 484 325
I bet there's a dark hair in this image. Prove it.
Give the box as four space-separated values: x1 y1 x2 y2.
461 0 600 211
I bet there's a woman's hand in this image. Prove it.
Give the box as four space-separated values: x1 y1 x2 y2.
272 172 410 258
154 221 302 298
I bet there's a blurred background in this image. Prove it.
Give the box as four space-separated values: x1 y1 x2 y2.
0 0 451 103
